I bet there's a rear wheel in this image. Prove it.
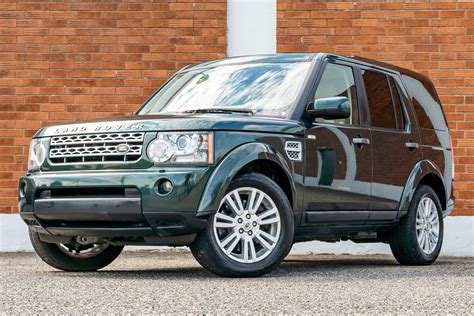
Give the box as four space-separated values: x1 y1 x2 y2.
390 185 443 265
29 229 123 271
190 173 294 277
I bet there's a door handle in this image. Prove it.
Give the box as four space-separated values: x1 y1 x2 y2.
405 142 420 150
352 137 370 146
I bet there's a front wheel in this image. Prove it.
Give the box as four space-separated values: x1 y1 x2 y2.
29 229 124 271
390 185 443 265
190 173 294 277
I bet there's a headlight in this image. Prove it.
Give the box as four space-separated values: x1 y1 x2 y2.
28 139 46 171
147 132 213 164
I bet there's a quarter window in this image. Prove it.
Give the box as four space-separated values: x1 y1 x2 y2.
401 74 447 131
362 70 396 129
314 63 358 125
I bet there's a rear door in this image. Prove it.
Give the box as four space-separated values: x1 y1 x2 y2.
303 61 372 219
359 68 422 216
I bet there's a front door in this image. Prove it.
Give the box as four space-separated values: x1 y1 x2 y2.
303 62 372 221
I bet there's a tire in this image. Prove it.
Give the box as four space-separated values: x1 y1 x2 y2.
190 173 294 277
390 184 444 265
29 229 124 271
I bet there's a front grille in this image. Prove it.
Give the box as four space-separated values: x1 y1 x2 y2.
49 132 144 164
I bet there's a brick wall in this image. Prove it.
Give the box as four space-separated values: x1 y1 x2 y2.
277 1 474 216
0 0 226 213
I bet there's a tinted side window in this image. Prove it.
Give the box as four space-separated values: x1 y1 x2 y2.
388 77 405 130
362 70 396 129
401 74 447 131
314 63 358 125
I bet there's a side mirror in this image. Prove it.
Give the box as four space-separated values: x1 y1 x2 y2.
307 96 351 120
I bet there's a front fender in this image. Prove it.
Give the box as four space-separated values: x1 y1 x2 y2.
398 160 445 216
196 142 295 215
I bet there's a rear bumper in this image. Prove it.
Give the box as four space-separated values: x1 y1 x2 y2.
18 168 211 241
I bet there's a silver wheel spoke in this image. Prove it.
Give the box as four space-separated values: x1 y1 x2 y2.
214 212 236 228
249 190 265 214
417 229 425 245
243 238 249 263
428 231 436 248
220 232 238 248
419 232 426 251
256 233 272 251
233 191 245 214
226 234 241 254
424 199 432 217
259 230 278 243
215 212 235 223
226 195 242 215
258 217 280 226
214 211 236 228
249 238 257 261
247 189 257 212
214 222 236 228
257 208 278 221
424 233 430 252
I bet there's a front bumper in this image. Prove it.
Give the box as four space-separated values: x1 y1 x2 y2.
19 168 211 241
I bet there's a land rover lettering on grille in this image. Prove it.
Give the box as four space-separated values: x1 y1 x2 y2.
53 123 145 135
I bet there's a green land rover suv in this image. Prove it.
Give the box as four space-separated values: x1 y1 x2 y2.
20 53 454 277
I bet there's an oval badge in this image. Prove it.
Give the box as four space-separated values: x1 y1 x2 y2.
116 144 130 153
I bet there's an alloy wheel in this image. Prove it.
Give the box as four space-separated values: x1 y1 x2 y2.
213 187 281 263
415 195 440 255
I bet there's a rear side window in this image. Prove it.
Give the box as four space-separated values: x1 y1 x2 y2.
401 74 447 131
361 70 396 129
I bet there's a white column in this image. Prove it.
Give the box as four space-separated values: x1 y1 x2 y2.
227 0 276 57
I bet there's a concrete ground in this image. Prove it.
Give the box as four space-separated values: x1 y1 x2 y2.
0 251 472 314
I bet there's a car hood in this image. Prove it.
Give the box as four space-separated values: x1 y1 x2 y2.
35 114 305 137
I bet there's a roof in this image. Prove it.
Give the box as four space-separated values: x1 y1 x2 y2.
182 53 431 84
325 54 431 84
183 53 320 71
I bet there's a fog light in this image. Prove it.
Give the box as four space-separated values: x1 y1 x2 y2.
155 178 173 195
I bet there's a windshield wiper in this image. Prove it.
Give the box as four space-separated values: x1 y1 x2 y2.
183 108 254 115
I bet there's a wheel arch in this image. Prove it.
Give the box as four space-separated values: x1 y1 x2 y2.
196 142 296 216
399 160 446 216
235 159 293 209
417 174 446 213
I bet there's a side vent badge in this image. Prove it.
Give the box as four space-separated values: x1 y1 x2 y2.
285 141 302 161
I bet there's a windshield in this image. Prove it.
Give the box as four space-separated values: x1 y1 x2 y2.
138 62 311 118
